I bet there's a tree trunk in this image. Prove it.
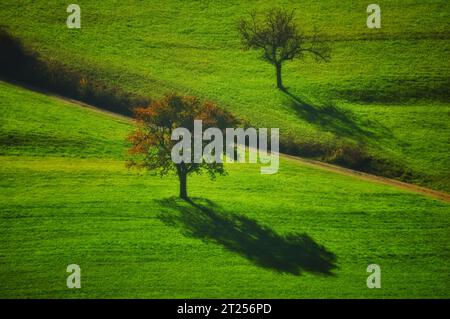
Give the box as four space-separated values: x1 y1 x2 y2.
178 169 188 200
275 62 283 90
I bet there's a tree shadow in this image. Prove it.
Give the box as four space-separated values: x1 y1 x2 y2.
282 89 393 143
156 197 337 276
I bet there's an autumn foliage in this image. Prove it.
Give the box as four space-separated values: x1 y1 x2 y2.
127 94 237 199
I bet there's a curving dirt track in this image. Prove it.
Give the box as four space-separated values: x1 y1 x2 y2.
283 154 450 203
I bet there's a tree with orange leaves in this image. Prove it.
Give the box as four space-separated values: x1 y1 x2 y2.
127 94 237 199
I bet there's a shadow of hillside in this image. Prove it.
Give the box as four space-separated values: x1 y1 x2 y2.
0 27 149 116
282 89 392 143
331 78 450 104
157 197 337 276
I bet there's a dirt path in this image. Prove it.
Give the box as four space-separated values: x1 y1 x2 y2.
282 154 450 203
8 80 450 203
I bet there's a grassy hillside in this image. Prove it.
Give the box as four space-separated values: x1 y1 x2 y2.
1 81 449 298
0 0 449 191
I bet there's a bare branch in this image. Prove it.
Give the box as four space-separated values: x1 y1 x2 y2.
237 8 331 88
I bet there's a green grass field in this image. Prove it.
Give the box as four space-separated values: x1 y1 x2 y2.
0 0 449 191
1 81 449 298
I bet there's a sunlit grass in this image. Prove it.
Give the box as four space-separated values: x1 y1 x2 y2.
0 82 449 298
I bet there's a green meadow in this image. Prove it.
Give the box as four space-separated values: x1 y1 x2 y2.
0 0 449 191
1 81 449 298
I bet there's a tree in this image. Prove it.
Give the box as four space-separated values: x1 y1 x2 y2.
127 94 237 200
238 8 331 90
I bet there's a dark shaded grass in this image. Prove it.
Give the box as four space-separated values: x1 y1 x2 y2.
330 78 450 104
0 27 150 116
157 197 337 276
279 90 421 182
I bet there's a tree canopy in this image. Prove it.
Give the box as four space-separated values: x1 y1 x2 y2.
127 94 237 199
238 8 331 89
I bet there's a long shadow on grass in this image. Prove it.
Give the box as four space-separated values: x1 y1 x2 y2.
282 89 393 143
157 197 337 276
